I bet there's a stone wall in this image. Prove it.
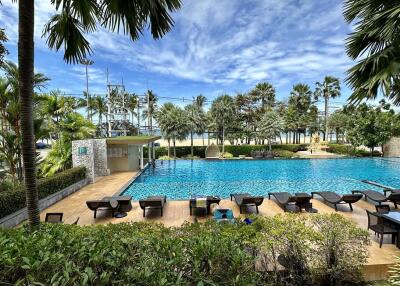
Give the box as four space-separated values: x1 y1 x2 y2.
72 140 95 182
93 139 109 176
383 137 400 157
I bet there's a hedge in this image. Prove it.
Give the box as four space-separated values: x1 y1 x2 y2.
327 144 382 157
0 167 86 219
145 144 307 159
0 214 369 285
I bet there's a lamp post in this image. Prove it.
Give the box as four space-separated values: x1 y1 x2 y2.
80 59 94 120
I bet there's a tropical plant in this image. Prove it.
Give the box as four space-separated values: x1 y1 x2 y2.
91 95 107 125
0 25 7 64
39 138 72 177
259 111 284 151
315 76 341 141
249 82 276 112
0 131 20 178
16 0 181 229
126 93 139 127
142 90 158 134
344 0 400 105
327 111 350 143
210 95 236 153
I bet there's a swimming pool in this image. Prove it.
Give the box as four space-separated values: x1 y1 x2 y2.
122 158 400 200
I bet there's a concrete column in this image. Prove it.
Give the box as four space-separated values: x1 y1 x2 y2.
140 145 144 169
152 142 155 161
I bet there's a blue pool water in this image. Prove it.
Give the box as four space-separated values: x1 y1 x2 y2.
123 158 400 200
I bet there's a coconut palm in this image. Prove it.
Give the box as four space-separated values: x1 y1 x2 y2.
249 82 276 111
157 103 175 157
92 95 107 125
126 93 139 127
195 94 207 108
315 76 341 141
259 111 284 151
142 90 157 134
344 1 400 105
210 95 236 153
17 0 181 229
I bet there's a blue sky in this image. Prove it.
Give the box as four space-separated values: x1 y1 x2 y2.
0 0 354 109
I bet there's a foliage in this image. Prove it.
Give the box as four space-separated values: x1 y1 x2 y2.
158 155 173 160
344 0 400 105
0 167 86 219
222 152 234 159
388 256 400 285
0 214 369 285
258 110 284 151
0 27 7 65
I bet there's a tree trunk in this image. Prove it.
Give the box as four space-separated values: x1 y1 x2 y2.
167 138 171 157
222 125 225 153
18 0 40 230
190 130 193 156
173 137 176 158
324 93 329 142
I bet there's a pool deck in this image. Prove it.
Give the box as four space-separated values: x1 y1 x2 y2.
38 171 400 281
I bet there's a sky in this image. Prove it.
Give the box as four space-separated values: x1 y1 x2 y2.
0 0 355 110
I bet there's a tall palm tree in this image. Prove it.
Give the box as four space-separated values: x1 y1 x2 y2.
344 1 400 105
17 0 182 230
289 83 313 143
92 95 107 125
142 90 157 134
249 82 276 111
315 76 341 141
126 93 139 128
157 103 175 157
210 95 236 153
195 94 207 108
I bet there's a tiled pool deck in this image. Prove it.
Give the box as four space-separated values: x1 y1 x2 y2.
38 171 400 281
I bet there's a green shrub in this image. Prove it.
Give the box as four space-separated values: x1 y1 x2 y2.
275 149 295 158
158 155 173 160
148 144 306 159
0 214 369 285
222 152 234 158
328 144 382 157
0 167 86 219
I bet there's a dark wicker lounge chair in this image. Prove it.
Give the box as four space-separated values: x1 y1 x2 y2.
352 190 400 208
86 195 132 218
311 191 362 211
230 193 264 214
45 212 63 223
189 196 221 216
366 210 397 248
139 195 167 217
268 192 314 212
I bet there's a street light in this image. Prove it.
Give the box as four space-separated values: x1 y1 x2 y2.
80 58 94 120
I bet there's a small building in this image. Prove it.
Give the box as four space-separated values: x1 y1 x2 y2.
72 136 160 183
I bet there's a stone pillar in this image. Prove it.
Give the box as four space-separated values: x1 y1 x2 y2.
152 142 155 161
148 143 151 162
140 145 144 169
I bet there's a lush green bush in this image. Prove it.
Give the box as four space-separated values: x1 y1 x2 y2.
0 167 86 219
222 152 234 158
147 144 306 159
0 214 369 285
328 144 382 157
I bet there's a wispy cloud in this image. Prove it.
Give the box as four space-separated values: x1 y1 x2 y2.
0 0 353 101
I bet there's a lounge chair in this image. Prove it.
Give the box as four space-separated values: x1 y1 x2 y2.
86 195 132 218
352 190 400 208
311 191 362 211
45 212 63 223
189 195 221 216
268 192 314 212
230 193 264 214
139 195 167 217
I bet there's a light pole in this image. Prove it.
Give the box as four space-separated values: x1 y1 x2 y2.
80 59 94 120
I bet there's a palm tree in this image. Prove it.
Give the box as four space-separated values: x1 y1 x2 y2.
259 111 284 151
157 103 175 157
92 95 107 125
289 83 313 143
195 94 207 108
315 76 341 141
249 82 276 111
344 1 400 105
142 90 158 134
17 0 182 230
210 95 236 153
126 93 139 128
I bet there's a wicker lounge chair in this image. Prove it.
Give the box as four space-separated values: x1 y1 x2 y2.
45 212 63 223
139 195 167 217
352 190 400 208
189 196 221 216
86 195 132 218
311 191 362 211
230 193 264 214
268 192 314 212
